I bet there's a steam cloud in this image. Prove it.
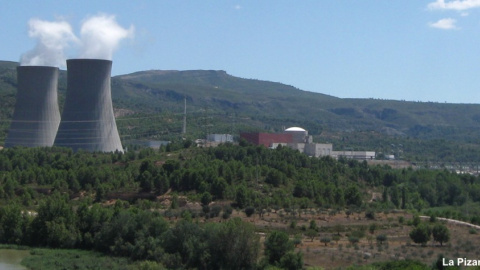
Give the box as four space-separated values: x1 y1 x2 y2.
20 14 134 67
21 18 78 67
79 14 134 60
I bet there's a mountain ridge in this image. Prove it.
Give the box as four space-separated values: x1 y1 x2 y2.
2 60 480 152
111 68 480 136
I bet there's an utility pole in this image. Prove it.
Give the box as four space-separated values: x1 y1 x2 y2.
231 111 236 137
182 96 186 135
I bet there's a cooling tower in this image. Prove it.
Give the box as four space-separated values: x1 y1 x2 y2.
54 59 123 152
5 66 61 147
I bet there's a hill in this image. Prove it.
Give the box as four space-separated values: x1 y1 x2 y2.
2 60 480 161
112 69 480 138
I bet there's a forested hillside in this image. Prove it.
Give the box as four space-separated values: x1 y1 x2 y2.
112 69 480 140
2 60 480 162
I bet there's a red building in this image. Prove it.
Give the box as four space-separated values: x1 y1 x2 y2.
240 132 293 147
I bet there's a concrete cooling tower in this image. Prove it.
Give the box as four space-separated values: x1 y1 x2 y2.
5 66 61 147
54 59 123 152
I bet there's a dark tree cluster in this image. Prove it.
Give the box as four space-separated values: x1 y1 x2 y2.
0 195 260 270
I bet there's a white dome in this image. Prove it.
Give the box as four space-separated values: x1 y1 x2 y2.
285 127 306 132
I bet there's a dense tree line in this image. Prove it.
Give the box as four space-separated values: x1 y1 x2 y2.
0 143 480 268
0 143 479 220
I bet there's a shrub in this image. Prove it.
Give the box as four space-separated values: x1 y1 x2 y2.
412 215 421 227
290 220 297 229
365 210 375 220
222 211 231 219
244 206 255 217
309 220 318 231
376 234 387 245
210 205 222 218
348 236 359 245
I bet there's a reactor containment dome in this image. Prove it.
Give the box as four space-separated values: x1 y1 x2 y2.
5 66 61 147
54 59 123 152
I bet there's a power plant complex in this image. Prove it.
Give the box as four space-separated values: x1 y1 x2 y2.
241 127 376 160
6 60 371 159
6 59 123 152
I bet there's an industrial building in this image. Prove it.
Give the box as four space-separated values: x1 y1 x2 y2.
239 132 293 147
54 59 123 152
284 126 312 143
240 127 375 160
331 151 376 160
5 66 61 147
207 134 234 143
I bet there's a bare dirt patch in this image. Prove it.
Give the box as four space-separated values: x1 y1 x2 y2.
224 209 480 269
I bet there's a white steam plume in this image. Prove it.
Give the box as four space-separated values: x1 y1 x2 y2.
79 14 134 60
21 18 78 67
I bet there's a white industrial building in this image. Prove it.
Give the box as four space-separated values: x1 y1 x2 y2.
271 127 375 160
207 134 234 143
331 151 376 160
278 127 333 158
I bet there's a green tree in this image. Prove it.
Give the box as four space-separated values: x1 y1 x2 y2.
0 203 25 244
432 224 450 246
348 236 359 245
208 218 260 270
293 234 302 247
171 194 179 209
332 235 341 244
201 192 212 206
279 252 303 270
320 236 331 246
264 230 294 264
31 192 79 248
345 185 362 206
409 223 431 246
161 219 209 269
235 185 249 209
309 220 318 231
265 170 285 187
138 171 154 192
306 229 317 242
401 186 407 209
390 186 400 208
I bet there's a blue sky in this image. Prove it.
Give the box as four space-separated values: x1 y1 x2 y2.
1 1 480 104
